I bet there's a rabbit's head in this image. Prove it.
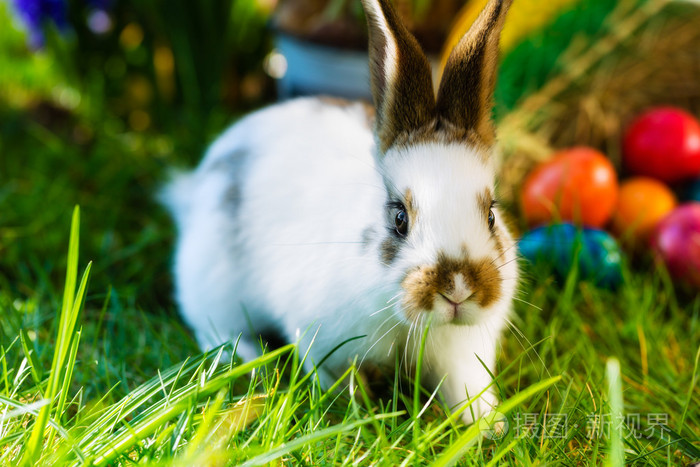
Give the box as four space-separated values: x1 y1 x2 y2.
362 0 518 326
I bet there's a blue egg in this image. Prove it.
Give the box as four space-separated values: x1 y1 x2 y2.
518 223 623 288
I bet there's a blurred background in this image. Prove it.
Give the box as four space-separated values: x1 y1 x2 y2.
1 0 699 368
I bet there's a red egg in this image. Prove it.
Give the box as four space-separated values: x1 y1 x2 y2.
521 147 619 228
650 203 700 287
623 107 700 182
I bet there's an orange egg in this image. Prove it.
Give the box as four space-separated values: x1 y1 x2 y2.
521 147 619 228
611 177 677 241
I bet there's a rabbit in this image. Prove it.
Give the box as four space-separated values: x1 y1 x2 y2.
161 0 518 424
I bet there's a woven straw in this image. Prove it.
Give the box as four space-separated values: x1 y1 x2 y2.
496 0 700 204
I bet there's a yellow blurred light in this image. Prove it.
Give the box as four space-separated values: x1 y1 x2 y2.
154 46 174 74
154 46 176 101
440 0 578 73
120 23 144 50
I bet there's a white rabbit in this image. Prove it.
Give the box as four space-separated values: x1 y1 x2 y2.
161 0 518 424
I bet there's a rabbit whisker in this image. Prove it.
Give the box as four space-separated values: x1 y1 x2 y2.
386 291 403 304
496 256 519 270
503 317 561 398
511 296 542 311
370 300 399 317
490 242 518 265
359 316 402 368
401 319 417 377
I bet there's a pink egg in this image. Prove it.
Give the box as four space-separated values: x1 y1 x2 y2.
650 203 700 287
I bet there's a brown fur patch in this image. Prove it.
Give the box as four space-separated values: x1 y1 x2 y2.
404 188 418 224
363 0 436 153
401 252 502 319
401 267 438 319
477 188 493 220
492 224 505 259
380 236 401 264
435 0 512 146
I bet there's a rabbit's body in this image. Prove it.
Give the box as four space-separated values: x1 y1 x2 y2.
164 0 518 423
166 98 397 365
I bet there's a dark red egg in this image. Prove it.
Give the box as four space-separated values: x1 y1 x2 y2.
623 107 700 183
650 203 700 287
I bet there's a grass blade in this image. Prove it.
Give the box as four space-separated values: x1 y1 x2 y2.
22 206 90 465
19 330 42 385
605 358 624 467
238 412 402 467
83 345 295 465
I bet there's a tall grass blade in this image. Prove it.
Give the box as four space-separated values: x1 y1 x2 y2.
680 345 700 430
52 262 91 442
19 330 42 385
605 358 624 467
22 206 90 465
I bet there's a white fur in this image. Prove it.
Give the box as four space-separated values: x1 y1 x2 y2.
162 97 519 424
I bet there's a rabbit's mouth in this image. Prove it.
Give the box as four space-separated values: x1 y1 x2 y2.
398 292 482 326
400 253 502 325
438 293 473 320
434 293 481 325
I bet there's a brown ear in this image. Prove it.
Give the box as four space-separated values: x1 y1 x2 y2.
435 0 512 146
361 0 436 153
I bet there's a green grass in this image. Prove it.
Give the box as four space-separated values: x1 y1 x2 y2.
1 111 698 466
1 9 699 465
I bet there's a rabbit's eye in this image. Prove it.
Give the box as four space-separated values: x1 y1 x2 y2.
488 209 495 229
395 209 409 236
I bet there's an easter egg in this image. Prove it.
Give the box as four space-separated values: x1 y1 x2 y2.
521 147 619 228
611 177 677 241
623 107 700 183
518 223 623 287
649 203 700 287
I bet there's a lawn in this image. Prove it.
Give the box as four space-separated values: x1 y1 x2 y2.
0 0 699 465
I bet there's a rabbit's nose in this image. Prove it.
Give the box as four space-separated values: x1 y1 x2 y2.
440 273 473 304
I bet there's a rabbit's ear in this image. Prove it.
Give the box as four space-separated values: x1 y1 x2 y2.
361 0 436 154
435 0 512 146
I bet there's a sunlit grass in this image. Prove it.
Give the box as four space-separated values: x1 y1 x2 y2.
0 205 697 465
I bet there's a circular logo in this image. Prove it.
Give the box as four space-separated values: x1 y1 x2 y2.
478 411 509 440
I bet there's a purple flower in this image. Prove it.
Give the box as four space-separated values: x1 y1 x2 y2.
12 0 69 48
86 0 115 35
